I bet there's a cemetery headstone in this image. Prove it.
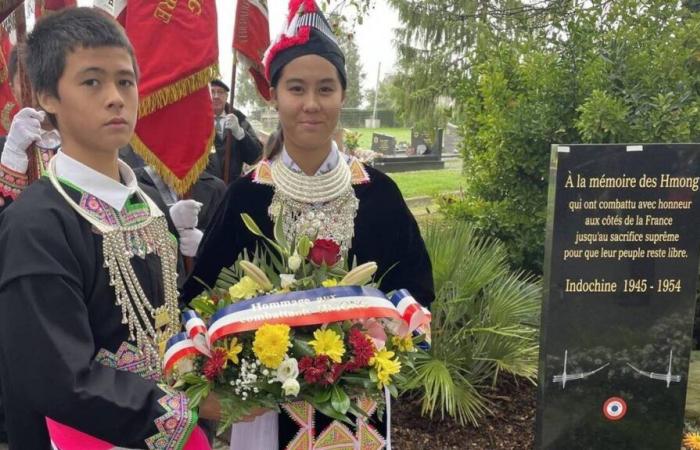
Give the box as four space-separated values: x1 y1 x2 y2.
411 129 431 155
371 133 396 155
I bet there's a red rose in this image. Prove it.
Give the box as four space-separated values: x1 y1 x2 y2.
309 239 341 267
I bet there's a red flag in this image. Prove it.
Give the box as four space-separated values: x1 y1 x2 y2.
125 0 218 117
131 87 213 188
0 28 18 135
233 0 270 101
110 0 218 194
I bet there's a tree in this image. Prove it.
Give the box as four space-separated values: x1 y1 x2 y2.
386 0 556 131
233 65 269 113
390 0 700 273
320 0 375 30
335 26 364 108
363 74 397 109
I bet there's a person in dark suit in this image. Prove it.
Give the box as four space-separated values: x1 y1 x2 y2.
206 79 262 183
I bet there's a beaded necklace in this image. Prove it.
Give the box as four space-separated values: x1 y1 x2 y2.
268 154 359 251
47 157 180 373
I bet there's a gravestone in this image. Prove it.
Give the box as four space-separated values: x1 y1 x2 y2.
410 129 431 155
535 144 700 449
371 133 396 156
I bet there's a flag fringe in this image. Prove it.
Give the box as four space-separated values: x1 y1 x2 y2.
138 63 220 118
130 128 214 195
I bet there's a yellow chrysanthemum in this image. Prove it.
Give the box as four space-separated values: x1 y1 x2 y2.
228 276 261 300
370 348 402 388
253 324 291 369
376 369 392 387
227 337 243 365
321 278 339 288
392 336 415 352
684 432 700 450
309 329 346 363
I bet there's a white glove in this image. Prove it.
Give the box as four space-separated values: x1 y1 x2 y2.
223 113 245 140
1 108 45 173
178 228 203 257
169 199 202 230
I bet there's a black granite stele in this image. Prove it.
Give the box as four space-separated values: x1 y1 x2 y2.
371 133 396 155
536 144 700 450
411 129 431 155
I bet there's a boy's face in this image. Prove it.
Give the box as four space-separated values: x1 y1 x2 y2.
39 46 137 156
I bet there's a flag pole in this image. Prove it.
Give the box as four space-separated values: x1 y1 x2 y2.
13 2 38 183
222 51 238 185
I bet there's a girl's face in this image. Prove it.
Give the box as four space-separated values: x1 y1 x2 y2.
271 54 345 155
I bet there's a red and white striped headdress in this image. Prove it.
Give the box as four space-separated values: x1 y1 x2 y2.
263 0 346 88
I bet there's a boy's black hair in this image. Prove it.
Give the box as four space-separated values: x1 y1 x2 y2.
26 7 138 100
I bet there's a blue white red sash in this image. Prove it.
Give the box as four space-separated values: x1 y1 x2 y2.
163 286 430 372
163 332 200 374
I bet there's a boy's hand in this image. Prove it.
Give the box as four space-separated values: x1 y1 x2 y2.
198 392 221 421
169 199 202 229
223 113 245 140
1 108 45 173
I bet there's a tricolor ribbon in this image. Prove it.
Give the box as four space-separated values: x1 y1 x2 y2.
183 310 211 357
390 289 431 336
207 286 410 344
163 286 432 372
390 289 432 349
163 332 201 375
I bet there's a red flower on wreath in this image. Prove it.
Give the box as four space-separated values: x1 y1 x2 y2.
329 362 346 383
309 239 341 266
299 354 349 386
299 355 328 384
346 328 375 371
202 348 227 381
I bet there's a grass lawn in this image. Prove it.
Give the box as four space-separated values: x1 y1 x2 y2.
388 168 463 199
347 127 411 150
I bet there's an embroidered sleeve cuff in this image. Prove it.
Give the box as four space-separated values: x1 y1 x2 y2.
145 385 199 450
0 163 29 200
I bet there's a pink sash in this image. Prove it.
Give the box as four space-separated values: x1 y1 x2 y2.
46 418 211 450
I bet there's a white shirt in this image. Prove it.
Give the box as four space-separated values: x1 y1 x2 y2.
214 114 225 139
280 140 349 175
53 150 138 211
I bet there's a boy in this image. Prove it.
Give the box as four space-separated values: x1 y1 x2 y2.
0 8 217 448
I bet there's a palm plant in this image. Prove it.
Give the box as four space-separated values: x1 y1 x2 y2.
401 220 541 426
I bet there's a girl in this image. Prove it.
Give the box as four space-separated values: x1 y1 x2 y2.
184 1 434 448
